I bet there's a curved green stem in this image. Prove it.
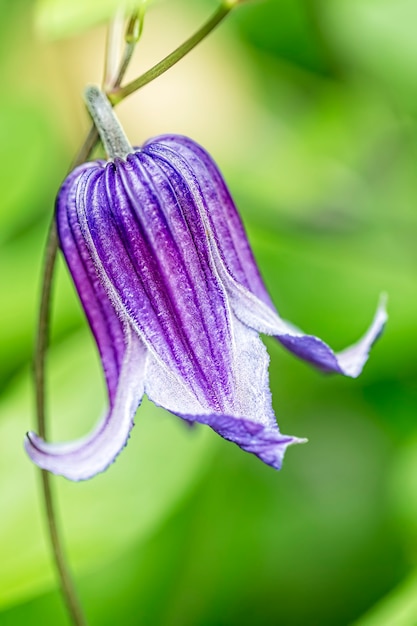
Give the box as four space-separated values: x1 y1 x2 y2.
35 217 87 624
108 2 234 104
113 9 144 88
35 217 87 626
41 470 87 625
34 219 58 442
85 86 132 160
74 124 99 167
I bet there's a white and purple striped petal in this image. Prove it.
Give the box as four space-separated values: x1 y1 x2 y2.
25 129 385 481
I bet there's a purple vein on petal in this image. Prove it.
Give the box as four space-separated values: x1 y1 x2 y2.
119 156 225 401
57 163 126 404
143 135 273 307
133 151 236 406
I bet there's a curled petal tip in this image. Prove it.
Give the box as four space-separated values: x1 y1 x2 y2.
291 436 309 446
208 241 387 379
259 434 307 470
276 294 387 378
335 292 388 378
24 431 107 481
25 429 127 482
25 330 146 481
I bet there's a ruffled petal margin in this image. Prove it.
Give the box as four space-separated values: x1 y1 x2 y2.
25 325 147 481
175 412 306 470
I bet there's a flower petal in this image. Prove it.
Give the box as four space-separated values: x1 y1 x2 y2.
25 163 147 480
146 311 305 467
25 325 147 481
143 135 386 378
213 251 387 377
57 162 127 405
180 413 303 470
74 154 237 413
143 135 274 307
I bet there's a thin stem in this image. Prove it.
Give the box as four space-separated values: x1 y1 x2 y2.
72 124 99 167
113 10 144 88
84 86 132 160
34 123 98 626
34 225 86 625
41 471 87 626
33 218 81 626
34 220 58 441
108 2 234 104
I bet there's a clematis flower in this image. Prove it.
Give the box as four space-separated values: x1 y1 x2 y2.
25 88 387 481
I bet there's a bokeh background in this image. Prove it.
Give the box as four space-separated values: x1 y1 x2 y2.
1 0 417 624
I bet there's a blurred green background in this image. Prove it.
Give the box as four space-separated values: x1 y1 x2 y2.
1 0 417 624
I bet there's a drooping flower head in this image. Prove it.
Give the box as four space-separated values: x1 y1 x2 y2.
25 87 387 481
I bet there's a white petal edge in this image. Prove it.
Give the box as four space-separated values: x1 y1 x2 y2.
146 315 278 428
25 325 147 481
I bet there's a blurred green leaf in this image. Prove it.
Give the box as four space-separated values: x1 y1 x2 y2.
354 571 417 626
233 0 333 76
0 99 63 243
35 0 149 39
0 226 87 386
322 0 417 111
78 396 400 626
0 330 214 610
389 439 417 549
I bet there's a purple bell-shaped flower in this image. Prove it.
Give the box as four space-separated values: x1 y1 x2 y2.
25 87 387 480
